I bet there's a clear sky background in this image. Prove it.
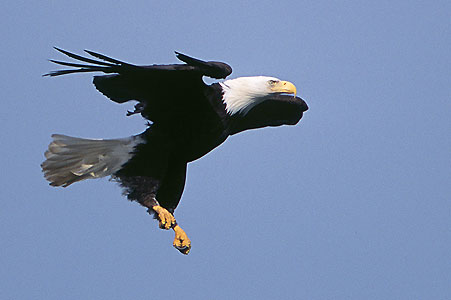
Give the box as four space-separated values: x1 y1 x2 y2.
1 1 450 299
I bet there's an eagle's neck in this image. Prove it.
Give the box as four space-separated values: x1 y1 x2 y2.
220 76 277 115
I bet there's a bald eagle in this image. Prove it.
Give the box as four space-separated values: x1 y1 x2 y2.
41 48 308 254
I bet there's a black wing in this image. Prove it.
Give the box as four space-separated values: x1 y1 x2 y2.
44 48 232 123
229 95 309 135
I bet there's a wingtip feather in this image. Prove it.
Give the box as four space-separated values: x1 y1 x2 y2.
84 49 132 66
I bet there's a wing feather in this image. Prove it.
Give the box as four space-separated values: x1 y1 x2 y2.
229 95 309 135
84 49 134 66
44 48 231 123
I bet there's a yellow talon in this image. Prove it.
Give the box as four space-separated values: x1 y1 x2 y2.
173 225 191 255
150 206 191 254
152 205 176 230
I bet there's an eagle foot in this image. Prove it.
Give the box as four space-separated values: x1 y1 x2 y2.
173 225 191 255
150 205 176 230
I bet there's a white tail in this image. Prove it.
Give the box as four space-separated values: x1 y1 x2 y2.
41 134 142 187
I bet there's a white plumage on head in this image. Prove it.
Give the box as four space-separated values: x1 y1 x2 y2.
220 76 281 115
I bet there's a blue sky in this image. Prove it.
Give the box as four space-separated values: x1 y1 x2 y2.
1 1 450 299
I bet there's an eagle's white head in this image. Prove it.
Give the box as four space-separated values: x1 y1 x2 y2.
220 76 297 115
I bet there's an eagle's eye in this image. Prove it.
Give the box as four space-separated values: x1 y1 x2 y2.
268 80 279 86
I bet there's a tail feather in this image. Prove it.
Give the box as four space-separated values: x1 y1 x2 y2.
41 134 142 187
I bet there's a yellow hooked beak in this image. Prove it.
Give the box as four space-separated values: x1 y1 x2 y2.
270 80 297 97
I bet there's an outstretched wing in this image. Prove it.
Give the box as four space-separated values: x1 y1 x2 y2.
44 48 232 123
229 95 309 135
